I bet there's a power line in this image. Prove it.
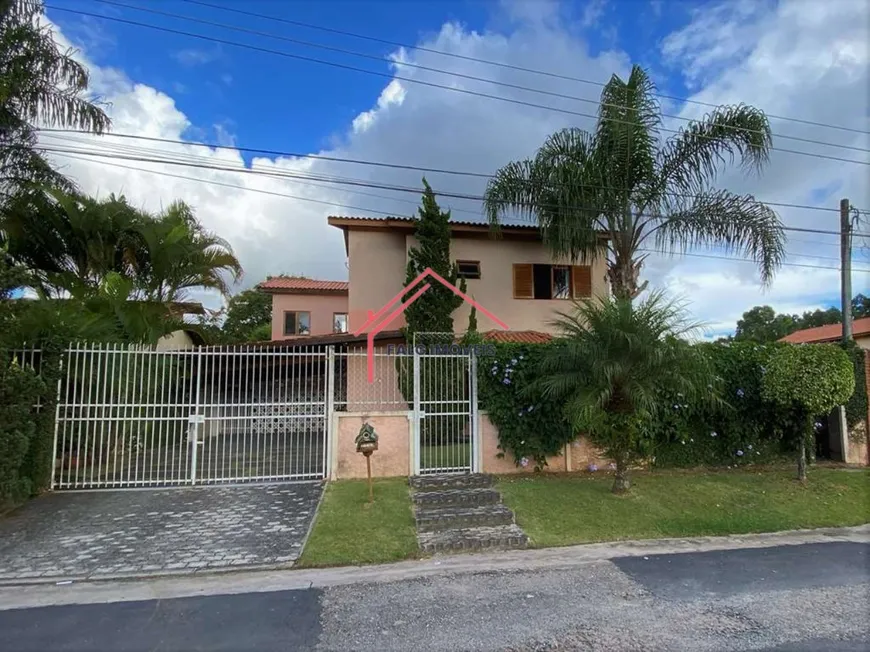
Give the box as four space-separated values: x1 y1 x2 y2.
39 138 870 238
44 4 870 169
48 149 870 273
178 0 870 138
88 0 870 156
36 129 849 217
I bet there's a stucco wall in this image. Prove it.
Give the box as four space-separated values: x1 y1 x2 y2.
342 348 408 413
156 330 194 351
270 293 348 340
347 229 408 332
344 228 608 336
334 412 410 479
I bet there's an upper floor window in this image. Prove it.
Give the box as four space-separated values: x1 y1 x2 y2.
333 313 348 334
284 311 311 336
513 264 592 300
457 260 481 279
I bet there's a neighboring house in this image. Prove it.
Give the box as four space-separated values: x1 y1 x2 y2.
259 276 349 340
327 216 609 337
780 317 870 350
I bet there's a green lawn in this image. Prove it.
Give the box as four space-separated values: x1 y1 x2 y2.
498 467 870 548
297 478 419 567
420 443 471 472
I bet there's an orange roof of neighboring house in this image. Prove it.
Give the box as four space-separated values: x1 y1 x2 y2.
259 277 349 294
780 317 870 344
482 330 553 344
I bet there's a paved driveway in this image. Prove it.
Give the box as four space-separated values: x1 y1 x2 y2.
0 483 323 583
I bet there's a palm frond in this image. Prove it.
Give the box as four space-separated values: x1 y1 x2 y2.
652 189 785 285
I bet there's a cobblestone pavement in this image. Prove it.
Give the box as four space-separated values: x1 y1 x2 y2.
0 483 323 582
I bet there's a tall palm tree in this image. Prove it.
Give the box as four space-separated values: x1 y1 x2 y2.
538 292 717 493
484 65 785 299
0 0 110 206
135 200 242 303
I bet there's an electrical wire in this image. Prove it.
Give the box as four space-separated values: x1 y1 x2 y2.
43 4 870 168
177 0 870 137
47 149 870 273
37 129 852 217
88 0 870 155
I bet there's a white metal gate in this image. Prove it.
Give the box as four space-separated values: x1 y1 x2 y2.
52 343 330 489
413 351 478 475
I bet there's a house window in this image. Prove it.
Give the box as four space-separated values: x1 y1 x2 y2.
333 313 348 334
457 260 481 279
284 311 311 336
513 264 593 300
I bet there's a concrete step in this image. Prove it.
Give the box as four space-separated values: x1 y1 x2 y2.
418 524 529 554
415 504 515 532
410 473 493 491
412 487 501 508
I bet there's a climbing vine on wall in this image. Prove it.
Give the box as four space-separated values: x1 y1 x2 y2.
477 343 574 470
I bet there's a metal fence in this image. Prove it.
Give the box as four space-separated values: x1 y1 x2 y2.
52 343 331 489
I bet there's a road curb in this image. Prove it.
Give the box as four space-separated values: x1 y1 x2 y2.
2 524 868 610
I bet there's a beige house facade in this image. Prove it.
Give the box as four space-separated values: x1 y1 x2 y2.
260 277 349 340
329 216 609 336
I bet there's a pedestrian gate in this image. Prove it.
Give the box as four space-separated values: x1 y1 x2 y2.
52 344 331 489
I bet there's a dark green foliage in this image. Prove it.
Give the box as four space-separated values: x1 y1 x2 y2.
477 343 574 470
535 293 719 492
841 342 867 432
650 341 796 467
401 179 466 338
222 287 272 342
0 349 49 511
733 297 868 343
761 344 854 481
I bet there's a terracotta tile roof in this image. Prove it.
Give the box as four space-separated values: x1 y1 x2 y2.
328 215 540 229
259 277 348 294
780 317 870 344
482 330 553 344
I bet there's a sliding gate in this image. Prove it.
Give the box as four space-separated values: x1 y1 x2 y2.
53 343 330 489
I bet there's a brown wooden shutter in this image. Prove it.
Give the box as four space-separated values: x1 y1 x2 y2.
572 265 592 298
513 264 533 299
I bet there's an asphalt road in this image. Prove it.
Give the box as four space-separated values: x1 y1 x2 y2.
1 542 868 651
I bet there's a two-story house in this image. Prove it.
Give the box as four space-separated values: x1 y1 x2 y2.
328 215 608 338
261 216 608 341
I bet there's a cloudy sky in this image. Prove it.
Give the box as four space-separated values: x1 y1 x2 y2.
41 0 869 337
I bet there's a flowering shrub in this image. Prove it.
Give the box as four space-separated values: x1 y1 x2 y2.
477 343 574 470
649 341 798 468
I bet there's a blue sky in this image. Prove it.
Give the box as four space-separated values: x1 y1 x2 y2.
41 0 869 335
50 0 696 161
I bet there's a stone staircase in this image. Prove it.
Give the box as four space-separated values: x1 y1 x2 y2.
410 473 529 553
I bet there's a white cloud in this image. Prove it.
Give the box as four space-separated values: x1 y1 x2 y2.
172 47 221 67
37 1 869 334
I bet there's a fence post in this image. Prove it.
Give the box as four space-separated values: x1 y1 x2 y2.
190 346 203 485
49 347 67 491
412 349 421 475
470 351 479 473
325 346 335 479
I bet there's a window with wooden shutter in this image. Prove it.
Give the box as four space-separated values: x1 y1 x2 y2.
513 264 534 299
572 265 592 298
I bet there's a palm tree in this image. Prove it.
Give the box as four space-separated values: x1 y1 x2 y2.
135 200 242 303
484 65 785 299
538 292 717 493
0 0 110 206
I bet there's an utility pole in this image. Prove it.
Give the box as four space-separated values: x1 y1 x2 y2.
840 198 852 342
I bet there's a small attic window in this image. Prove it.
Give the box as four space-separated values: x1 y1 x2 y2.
457 260 481 279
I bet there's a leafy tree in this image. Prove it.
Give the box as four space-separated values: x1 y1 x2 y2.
761 344 854 482
402 179 466 341
852 293 869 319
734 305 796 342
222 287 272 342
537 292 718 493
0 0 109 208
484 65 785 299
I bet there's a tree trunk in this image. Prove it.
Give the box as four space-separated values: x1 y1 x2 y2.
611 457 631 494
606 258 647 300
797 436 807 483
